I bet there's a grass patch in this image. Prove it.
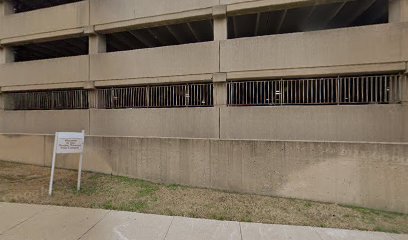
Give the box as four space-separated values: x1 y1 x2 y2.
340 205 405 219
373 226 400 234
166 184 187 191
120 201 148 212
1 160 407 234
137 181 159 197
304 202 313 208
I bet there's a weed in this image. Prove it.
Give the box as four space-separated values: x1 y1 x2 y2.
373 226 400 234
166 184 184 190
340 205 404 219
138 183 159 197
304 202 313 208
121 201 148 212
102 201 114 210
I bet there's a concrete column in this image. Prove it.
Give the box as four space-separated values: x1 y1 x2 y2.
213 5 228 41
401 74 408 105
89 34 107 54
84 82 96 108
85 25 106 54
0 46 14 63
0 1 15 64
0 90 4 110
389 0 408 22
213 73 227 106
0 0 14 15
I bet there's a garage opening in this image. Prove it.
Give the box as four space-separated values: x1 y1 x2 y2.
13 36 88 62
228 0 388 39
105 19 214 52
11 0 83 13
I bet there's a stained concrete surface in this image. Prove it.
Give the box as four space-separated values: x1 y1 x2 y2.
0 203 407 240
1 134 407 214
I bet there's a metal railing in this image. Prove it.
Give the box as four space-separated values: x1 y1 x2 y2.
4 89 89 110
227 74 401 106
95 83 213 109
95 86 148 109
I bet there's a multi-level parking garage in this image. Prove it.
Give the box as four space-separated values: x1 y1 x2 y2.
1 0 408 215
0 0 407 142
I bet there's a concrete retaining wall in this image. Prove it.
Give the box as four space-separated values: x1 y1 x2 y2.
0 133 407 214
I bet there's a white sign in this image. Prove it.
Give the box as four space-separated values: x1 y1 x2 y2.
49 130 85 196
56 132 84 154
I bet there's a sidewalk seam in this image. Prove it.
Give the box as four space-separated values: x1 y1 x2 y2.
239 222 243 240
76 210 111 240
1 205 50 235
163 216 175 240
312 228 325 240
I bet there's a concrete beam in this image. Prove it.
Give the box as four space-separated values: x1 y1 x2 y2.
213 6 228 41
187 22 200 42
389 0 408 22
166 26 184 44
344 0 376 26
322 2 347 28
275 9 287 34
128 30 156 48
89 34 106 54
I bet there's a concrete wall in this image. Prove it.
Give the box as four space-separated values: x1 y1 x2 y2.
0 104 406 142
89 108 220 138
0 1 89 42
220 105 408 142
0 134 46 166
90 42 219 83
0 56 89 89
0 110 90 134
0 133 407 214
220 23 408 74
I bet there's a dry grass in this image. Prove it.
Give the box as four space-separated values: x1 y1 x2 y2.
0 160 407 234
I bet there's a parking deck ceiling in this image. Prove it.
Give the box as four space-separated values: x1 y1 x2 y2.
11 0 82 13
228 0 388 38
106 19 214 52
14 37 88 62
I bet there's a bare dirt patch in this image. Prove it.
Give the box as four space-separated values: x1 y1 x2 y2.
0 160 407 234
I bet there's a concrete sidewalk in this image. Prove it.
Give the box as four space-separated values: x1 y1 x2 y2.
0 202 407 240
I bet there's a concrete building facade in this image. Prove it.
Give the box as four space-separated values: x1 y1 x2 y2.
0 0 406 142
0 0 407 213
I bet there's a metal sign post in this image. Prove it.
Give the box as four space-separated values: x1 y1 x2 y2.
48 130 85 196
